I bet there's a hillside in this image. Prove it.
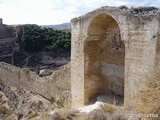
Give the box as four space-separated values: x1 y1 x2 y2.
41 23 71 32
0 24 71 73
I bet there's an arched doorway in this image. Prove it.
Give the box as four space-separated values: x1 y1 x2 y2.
84 13 125 105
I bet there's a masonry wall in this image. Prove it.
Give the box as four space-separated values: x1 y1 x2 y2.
0 18 2 24
71 20 86 107
125 15 159 107
155 16 160 68
71 8 128 108
71 7 160 108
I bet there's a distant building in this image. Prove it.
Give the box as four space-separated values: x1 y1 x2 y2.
0 23 20 64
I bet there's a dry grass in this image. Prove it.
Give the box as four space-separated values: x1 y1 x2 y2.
100 103 116 113
32 103 131 120
75 103 129 120
60 109 79 119
33 108 78 120
136 67 160 120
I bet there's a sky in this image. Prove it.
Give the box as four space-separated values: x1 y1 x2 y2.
0 0 160 25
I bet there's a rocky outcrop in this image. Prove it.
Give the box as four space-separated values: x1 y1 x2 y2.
0 62 71 107
0 61 71 119
0 84 55 120
0 82 71 120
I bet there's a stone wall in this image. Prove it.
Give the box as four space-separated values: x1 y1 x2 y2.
0 24 15 39
71 6 160 108
0 24 20 64
0 18 2 24
0 62 71 100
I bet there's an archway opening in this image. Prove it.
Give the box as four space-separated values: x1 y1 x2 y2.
84 13 125 105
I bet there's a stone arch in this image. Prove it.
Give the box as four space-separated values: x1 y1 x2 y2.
84 13 125 104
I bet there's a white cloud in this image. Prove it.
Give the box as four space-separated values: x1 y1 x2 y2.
0 0 159 25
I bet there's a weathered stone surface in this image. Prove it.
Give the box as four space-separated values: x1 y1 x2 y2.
71 6 160 108
0 83 69 120
0 62 71 103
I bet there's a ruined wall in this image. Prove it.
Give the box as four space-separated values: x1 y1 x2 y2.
71 6 160 108
0 62 71 101
0 24 20 64
0 24 16 39
0 18 2 24
155 16 160 69
124 13 159 107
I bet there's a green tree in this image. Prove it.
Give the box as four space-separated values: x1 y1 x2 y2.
22 24 71 53
22 24 44 53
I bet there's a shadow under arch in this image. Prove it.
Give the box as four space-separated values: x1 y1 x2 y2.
84 13 125 105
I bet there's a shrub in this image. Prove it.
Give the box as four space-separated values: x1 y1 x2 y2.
22 24 71 53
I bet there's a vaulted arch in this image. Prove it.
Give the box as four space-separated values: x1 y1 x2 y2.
84 13 125 104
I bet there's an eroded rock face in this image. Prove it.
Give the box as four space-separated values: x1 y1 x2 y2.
0 62 71 119
0 83 55 111
0 62 71 107
71 6 160 108
0 83 70 120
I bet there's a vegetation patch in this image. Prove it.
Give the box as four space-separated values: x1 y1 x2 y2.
22 24 71 53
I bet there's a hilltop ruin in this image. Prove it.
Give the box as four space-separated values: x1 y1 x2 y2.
0 19 20 64
71 6 160 108
0 6 160 119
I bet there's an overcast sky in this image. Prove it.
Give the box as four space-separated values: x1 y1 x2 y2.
0 0 160 25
